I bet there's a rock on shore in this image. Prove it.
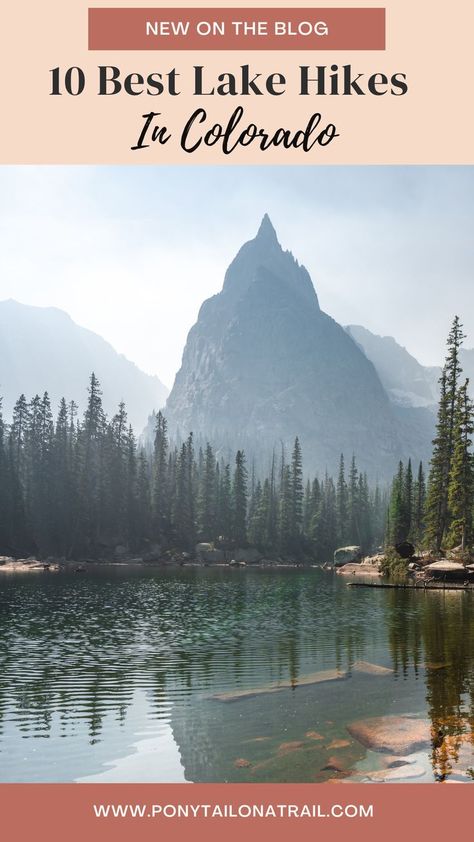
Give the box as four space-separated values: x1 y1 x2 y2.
0 556 60 572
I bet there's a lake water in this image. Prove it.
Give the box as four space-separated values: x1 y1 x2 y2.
0 565 473 783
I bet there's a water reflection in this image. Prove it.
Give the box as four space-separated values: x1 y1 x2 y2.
385 588 474 780
0 566 473 781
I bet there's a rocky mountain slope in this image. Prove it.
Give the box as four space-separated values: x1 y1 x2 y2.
345 324 440 409
0 299 168 430
165 216 432 478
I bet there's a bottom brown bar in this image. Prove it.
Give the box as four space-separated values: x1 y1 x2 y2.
0 782 466 841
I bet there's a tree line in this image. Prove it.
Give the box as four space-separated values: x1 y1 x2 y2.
386 316 474 554
0 374 387 560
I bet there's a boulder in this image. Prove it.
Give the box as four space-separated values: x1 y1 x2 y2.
363 553 385 567
337 563 381 576
426 561 466 579
196 542 213 554
408 561 421 571
347 715 431 755
334 546 362 567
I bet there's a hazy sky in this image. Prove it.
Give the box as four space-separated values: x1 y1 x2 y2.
0 166 473 388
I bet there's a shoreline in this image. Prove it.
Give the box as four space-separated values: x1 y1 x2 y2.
0 555 318 573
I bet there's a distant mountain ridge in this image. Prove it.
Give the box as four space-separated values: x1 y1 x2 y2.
345 324 440 409
164 216 434 478
0 299 168 430
346 324 474 410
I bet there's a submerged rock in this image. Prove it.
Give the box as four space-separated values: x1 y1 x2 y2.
326 739 351 750
212 668 347 702
322 756 349 773
352 660 394 676
278 741 305 754
234 758 251 768
347 715 431 755
306 731 324 741
364 763 426 782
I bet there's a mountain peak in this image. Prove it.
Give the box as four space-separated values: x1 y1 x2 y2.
256 214 278 244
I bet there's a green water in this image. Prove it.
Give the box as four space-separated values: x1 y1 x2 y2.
0 566 473 783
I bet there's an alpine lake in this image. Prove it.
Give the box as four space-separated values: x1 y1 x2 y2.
1 564 473 784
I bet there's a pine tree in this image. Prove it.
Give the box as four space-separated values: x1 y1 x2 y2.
266 451 278 549
358 472 372 552
411 462 426 547
425 317 465 551
289 437 304 550
248 479 264 547
402 458 413 540
447 381 474 550
10 394 29 484
232 450 248 545
73 373 107 555
83 373 106 443
0 396 10 550
197 443 217 540
37 392 55 551
279 464 292 553
136 448 152 542
108 401 129 541
388 461 405 545
174 434 196 550
336 454 348 546
311 474 337 561
425 369 450 551
303 480 312 534
152 411 169 540
218 463 232 542
348 455 359 544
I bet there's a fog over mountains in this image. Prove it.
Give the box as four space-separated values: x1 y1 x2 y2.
345 324 440 410
0 299 168 430
3 217 473 479
346 326 474 410
164 216 436 477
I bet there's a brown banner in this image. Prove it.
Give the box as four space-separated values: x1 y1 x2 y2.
88 7 386 50
0 782 470 841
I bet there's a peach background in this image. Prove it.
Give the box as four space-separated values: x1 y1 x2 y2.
0 1 473 162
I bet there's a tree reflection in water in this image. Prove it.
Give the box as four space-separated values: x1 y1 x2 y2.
387 588 474 781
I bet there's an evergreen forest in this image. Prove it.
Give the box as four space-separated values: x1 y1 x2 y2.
1 316 472 563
